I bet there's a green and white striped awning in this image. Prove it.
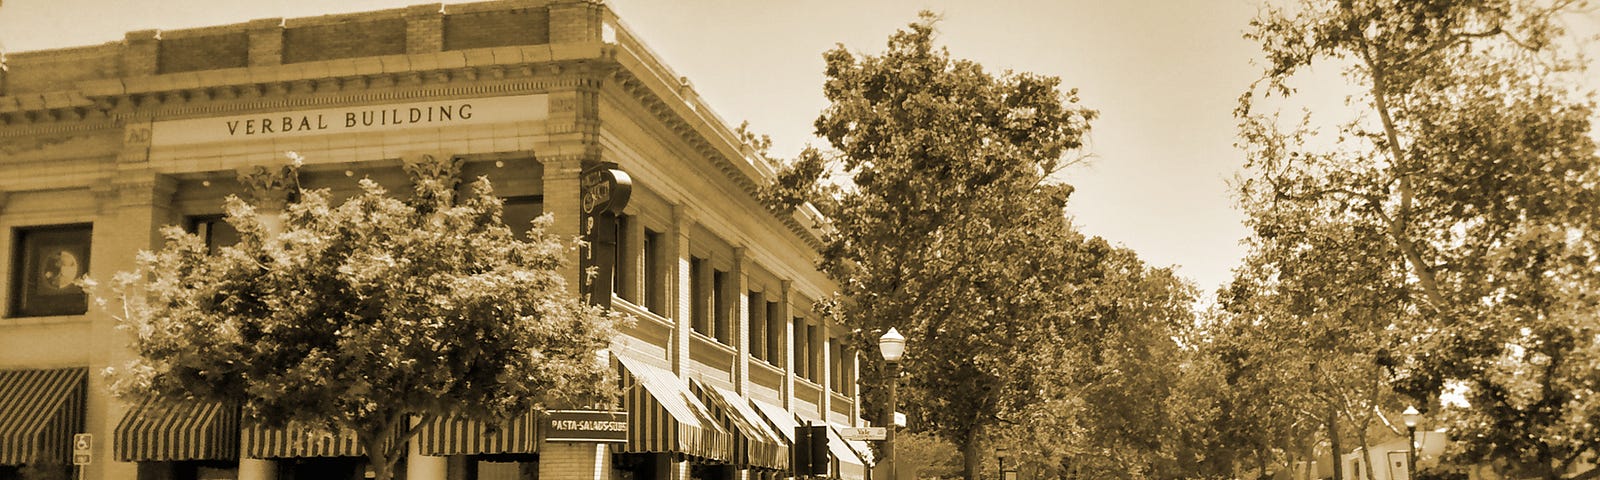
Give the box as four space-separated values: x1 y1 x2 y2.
415 412 540 456
688 380 787 470
114 399 239 462
613 354 731 462
0 368 85 466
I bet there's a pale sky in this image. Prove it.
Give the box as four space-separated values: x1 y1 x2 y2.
0 0 1267 296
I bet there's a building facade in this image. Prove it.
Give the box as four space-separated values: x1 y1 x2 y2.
0 1 870 479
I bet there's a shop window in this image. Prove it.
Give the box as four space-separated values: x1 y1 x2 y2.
9 224 92 317
186 215 240 254
711 269 730 344
747 291 766 361
766 301 783 367
642 229 665 315
690 257 710 337
502 196 543 241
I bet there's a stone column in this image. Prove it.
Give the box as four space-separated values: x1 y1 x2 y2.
406 417 446 480
537 442 612 480
237 459 276 480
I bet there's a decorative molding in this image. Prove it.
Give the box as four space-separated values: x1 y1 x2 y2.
236 160 301 211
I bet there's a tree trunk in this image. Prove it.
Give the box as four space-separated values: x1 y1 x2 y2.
1357 430 1376 480
367 437 393 480
1328 407 1344 480
1304 436 1317 480
961 425 982 480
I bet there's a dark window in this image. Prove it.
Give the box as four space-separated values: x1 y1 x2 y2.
766 301 783 366
503 196 544 241
831 340 844 393
793 317 807 379
643 230 665 315
187 215 240 254
807 325 821 382
712 269 730 344
613 215 630 301
747 291 766 361
690 257 710 337
10 224 92 317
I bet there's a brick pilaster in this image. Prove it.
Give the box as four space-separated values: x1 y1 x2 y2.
548 0 603 44
404 4 444 54
670 203 691 376
246 18 283 67
122 30 160 77
537 442 612 480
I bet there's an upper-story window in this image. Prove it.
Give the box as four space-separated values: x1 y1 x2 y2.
711 269 730 344
792 316 809 380
765 301 783 367
642 229 666 315
690 257 711 337
747 291 766 361
9 224 92 317
806 323 822 383
612 215 631 302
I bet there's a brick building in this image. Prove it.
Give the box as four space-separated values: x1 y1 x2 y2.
0 1 871 479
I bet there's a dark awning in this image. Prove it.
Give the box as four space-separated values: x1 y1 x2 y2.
115 399 239 462
688 379 787 470
242 422 400 459
415 412 539 456
0 368 86 465
612 354 731 462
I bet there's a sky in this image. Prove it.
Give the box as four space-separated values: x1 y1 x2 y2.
0 0 1270 295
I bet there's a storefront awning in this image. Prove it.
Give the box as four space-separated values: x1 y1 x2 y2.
114 399 239 462
613 354 731 462
0 368 86 465
688 379 788 470
826 425 869 480
748 399 801 444
415 412 539 456
242 422 399 458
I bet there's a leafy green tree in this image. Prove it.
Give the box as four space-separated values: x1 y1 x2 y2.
767 12 1096 479
1237 0 1600 477
89 156 620 480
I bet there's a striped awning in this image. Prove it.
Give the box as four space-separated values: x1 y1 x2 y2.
613 354 731 462
0 368 86 465
688 380 787 470
415 412 539 456
242 422 399 458
748 400 800 444
826 425 869 480
114 399 239 462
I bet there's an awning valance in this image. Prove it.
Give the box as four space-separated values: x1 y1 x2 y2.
0 368 86 465
613 354 731 462
242 422 399 459
688 379 787 470
415 412 539 456
114 399 239 462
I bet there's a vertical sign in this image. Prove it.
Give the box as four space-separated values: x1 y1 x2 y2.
72 433 91 465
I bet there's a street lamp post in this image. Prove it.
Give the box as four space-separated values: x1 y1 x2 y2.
997 447 1009 480
879 328 906 480
1402 406 1422 478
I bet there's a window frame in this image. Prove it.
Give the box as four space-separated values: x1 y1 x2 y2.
9 224 93 318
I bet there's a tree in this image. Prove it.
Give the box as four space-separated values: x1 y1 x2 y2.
767 12 1096 480
89 155 621 480
1236 0 1600 477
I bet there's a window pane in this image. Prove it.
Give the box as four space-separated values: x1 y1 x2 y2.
10 224 92 317
643 230 664 315
712 269 729 344
187 215 240 254
613 215 629 301
747 291 765 360
767 301 783 366
691 257 709 336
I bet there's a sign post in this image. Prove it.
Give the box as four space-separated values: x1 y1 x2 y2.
72 433 91 480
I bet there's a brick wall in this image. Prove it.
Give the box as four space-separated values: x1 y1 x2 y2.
158 33 248 74
282 18 406 64
443 8 550 51
3 45 119 94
